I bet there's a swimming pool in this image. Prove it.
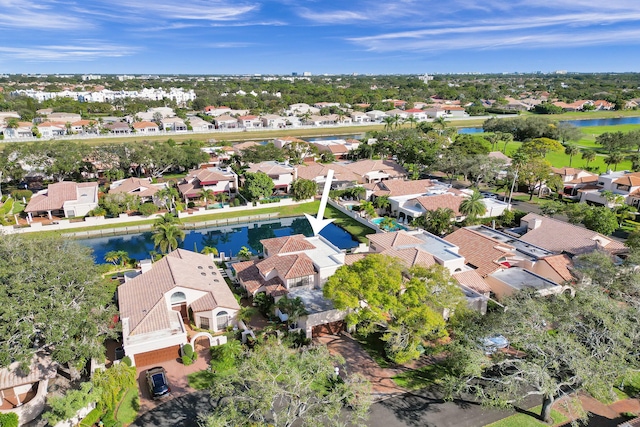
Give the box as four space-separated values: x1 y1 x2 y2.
371 217 408 232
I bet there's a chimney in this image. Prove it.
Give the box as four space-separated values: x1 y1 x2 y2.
528 217 543 230
140 259 153 274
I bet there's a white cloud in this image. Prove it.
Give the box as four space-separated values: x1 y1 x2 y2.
0 42 139 61
0 0 89 30
206 42 256 48
101 0 259 22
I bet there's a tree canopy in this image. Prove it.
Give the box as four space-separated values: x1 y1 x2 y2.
323 255 465 363
243 172 274 201
203 339 372 427
0 235 117 369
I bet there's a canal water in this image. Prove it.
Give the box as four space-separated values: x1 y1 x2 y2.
77 217 360 264
458 116 640 134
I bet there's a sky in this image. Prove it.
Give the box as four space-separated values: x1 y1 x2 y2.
2 0 640 75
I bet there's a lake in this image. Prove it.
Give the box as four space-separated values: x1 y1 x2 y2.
77 217 360 264
458 116 640 134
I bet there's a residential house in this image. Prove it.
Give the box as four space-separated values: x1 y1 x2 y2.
365 110 387 121
295 162 360 189
2 121 34 138
593 100 614 110
552 167 599 200
160 117 187 132
313 102 341 109
70 119 98 134
245 161 297 193
578 170 640 207
36 122 66 138
261 114 288 129
118 249 240 366
47 112 81 123
214 114 239 129
0 356 58 424
132 121 159 134
273 136 307 149
404 108 428 121
104 121 131 134
385 109 408 119
237 115 262 128
286 103 320 116
311 139 360 160
188 116 214 132
136 107 175 122
177 167 238 201
515 213 627 256
25 181 99 220
204 106 231 117
109 177 167 204
350 111 371 123
232 234 347 338
339 159 407 184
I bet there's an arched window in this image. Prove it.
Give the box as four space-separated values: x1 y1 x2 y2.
170 292 186 304
216 311 229 330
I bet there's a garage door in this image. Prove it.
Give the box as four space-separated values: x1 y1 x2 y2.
134 345 181 367
312 321 345 338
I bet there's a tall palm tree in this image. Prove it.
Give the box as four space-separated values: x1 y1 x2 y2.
155 212 180 227
404 116 418 128
201 246 219 257
152 223 185 254
217 191 229 205
605 151 625 171
104 250 129 267
199 188 215 206
564 143 580 167
237 246 253 261
581 149 596 168
434 116 447 134
373 195 391 213
382 116 395 131
459 190 487 221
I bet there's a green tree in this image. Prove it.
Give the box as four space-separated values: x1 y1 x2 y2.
359 200 376 218
202 339 371 427
581 149 597 168
237 246 253 261
556 122 583 144
276 297 308 328
156 186 180 212
459 189 487 221
605 150 625 171
324 255 465 363
243 172 274 201
412 207 454 236
373 195 391 213
563 143 580 167
152 223 185 253
582 206 619 235
448 289 639 424
0 235 117 369
92 362 137 412
518 137 563 159
518 157 553 200
290 178 317 201
200 188 215 206
201 246 219 257
538 200 565 217
104 250 129 267
43 382 100 425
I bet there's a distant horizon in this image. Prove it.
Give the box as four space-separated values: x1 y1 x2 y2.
2 2 640 74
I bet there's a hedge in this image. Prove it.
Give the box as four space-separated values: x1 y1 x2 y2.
0 413 19 427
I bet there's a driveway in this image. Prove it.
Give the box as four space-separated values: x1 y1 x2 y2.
136 346 211 413
131 390 211 427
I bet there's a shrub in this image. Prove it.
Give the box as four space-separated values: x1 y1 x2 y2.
232 198 240 207
0 413 19 427
187 201 196 208
43 382 98 425
90 206 107 217
121 356 132 367
138 202 158 216
11 189 32 201
79 408 102 427
181 343 197 365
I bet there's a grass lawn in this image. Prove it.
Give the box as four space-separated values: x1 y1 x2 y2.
353 332 392 368
187 369 217 390
392 362 453 390
614 371 640 401
324 205 376 243
115 387 139 424
485 405 567 427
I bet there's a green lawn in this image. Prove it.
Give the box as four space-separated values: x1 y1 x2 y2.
115 387 139 424
485 405 567 427
353 332 392 368
392 362 453 390
324 205 376 243
614 371 640 401
187 369 218 390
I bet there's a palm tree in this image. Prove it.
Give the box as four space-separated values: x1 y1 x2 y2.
237 246 253 261
236 306 257 325
373 195 391 213
434 116 447 134
382 116 395 131
157 187 180 212
564 143 580 167
104 250 129 267
276 297 307 329
404 116 418 128
605 151 625 171
201 246 219 257
152 223 185 253
459 189 487 221
199 188 215 206
217 191 229 205
154 212 179 227
581 149 597 168
379 216 397 231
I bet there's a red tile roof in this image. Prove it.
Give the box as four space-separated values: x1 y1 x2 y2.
25 181 98 213
412 193 463 216
444 228 514 277
232 260 285 295
256 253 316 279
367 230 425 250
539 254 574 283
453 270 492 294
261 234 316 255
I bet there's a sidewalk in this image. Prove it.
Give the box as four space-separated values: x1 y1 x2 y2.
554 392 640 427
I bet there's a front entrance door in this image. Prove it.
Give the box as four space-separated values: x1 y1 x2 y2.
172 303 188 322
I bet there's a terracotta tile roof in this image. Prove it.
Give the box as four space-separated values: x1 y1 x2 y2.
246 161 294 175
256 253 316 279
177 167 235 197
132 121 158 129
453 270 492 294
344 253 367 265
0 356 58 390
539 254 574 283
343 159 407 180
261 234 316 255
25 181 98 213
444 228 514 277
412 193 463 216
567 175 598 184
232 260 284 295
72 120 93 126
214 114 237 122
613 174 640 187
118 249 240 336
295 162 360 183
488 151 512 162
367 230 425 251
238 115 259 120
110 177 160 198
520 213 626 255
371 179 434 197
190 293 217 312
380 247 436 268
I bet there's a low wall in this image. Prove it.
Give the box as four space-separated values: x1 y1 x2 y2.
0 379 49 425
1 197 315 236
327 199 384 234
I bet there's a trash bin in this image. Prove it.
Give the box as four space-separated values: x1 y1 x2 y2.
115 347 125 360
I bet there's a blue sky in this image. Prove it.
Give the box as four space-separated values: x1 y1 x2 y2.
2 0 640 74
